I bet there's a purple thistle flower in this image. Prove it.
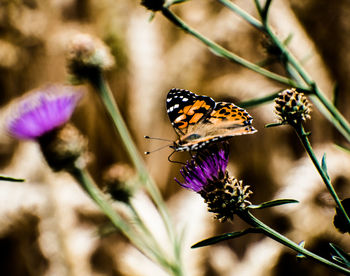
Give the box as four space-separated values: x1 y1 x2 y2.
175 143 252 222
175 144 229 192
8 85 83 140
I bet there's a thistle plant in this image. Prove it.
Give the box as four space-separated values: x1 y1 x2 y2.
175 143 252 222
3 0 350 275
65 33 183 275
173 142 350 275
7 85 87 171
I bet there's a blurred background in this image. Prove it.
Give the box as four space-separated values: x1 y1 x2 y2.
0 0 349 275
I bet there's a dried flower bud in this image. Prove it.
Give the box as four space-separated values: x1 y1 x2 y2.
261 34 283 62
333 198 350 234
141 0 165 11
103 163 134 203
66 33 115 82
200 175 252 222
175 143 252 222
38 123 88 171
275 88 312 125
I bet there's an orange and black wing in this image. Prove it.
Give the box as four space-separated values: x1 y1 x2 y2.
166 88 215 136
204 102 257 135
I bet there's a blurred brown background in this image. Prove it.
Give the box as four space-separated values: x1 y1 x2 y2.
0 0 349 275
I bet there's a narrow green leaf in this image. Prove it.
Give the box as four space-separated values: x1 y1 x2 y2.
248 199 299 210
0 175 25 182
329 243 350 267
296 241 306 259
148 12 155 22
191 228 260 248
321 153 330 180
332 83 339 108
335 144 350 154
283 33 293 46
332 256 347 266
265 122 284 128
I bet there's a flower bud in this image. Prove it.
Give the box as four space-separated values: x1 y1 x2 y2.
333 198 350 234
102 163 134 204
38 123 88 171
141 0 165 11
275 88 312 125
66 33 115 83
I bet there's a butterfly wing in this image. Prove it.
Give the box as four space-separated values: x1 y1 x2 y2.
166 88 215 136
205 102 256 134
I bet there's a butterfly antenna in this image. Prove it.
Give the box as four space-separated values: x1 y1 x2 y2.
144 135 173 142
144 143 171 155
167 150 186 165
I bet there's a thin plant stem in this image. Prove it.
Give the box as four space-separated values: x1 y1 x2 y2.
293 123 350 227
216 0 264 31
238 210 350 275
309 94 350 142
128 203 168 259
160 7 297 87
127 204 183 276
238 90 282 108
89 72 182 275
264 24 350 141
70 167 172 269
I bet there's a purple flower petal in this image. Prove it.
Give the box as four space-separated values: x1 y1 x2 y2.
8 85 83 140
175 144 229 192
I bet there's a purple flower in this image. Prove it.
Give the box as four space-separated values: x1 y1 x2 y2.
175 143 252 222
8 85 83 140
175 144 229 192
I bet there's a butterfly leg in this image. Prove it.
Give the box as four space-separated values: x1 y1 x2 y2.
168 150 186 165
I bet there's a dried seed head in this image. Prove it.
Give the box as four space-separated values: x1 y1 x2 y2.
102 163 135 204
333 198 350 234
38 123 89 172
200 175 252 222
141 0 165 11
275 88 312 125
66 33 115 82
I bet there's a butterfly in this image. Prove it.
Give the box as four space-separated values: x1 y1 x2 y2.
166 88 257 152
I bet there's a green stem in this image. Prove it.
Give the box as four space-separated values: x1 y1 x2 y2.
89 72 182 275
313 86 350 138
309 95 350 142
216 0 264 31
161 7 296 87
294 123 350 227
70 167 167 266
264 25 350 141
238 91 281 108
128 203 169 261
238 210 350 275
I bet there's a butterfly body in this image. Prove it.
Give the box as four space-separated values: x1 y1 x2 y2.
167 88 257 152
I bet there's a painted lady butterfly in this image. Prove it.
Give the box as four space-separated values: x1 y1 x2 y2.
167 88 257 151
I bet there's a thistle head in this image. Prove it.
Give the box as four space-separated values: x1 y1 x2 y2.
7 85 88 171
103 163 135 204
66 33 115 83
333 198 350 234
175 143 252 222
275 88 311 125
